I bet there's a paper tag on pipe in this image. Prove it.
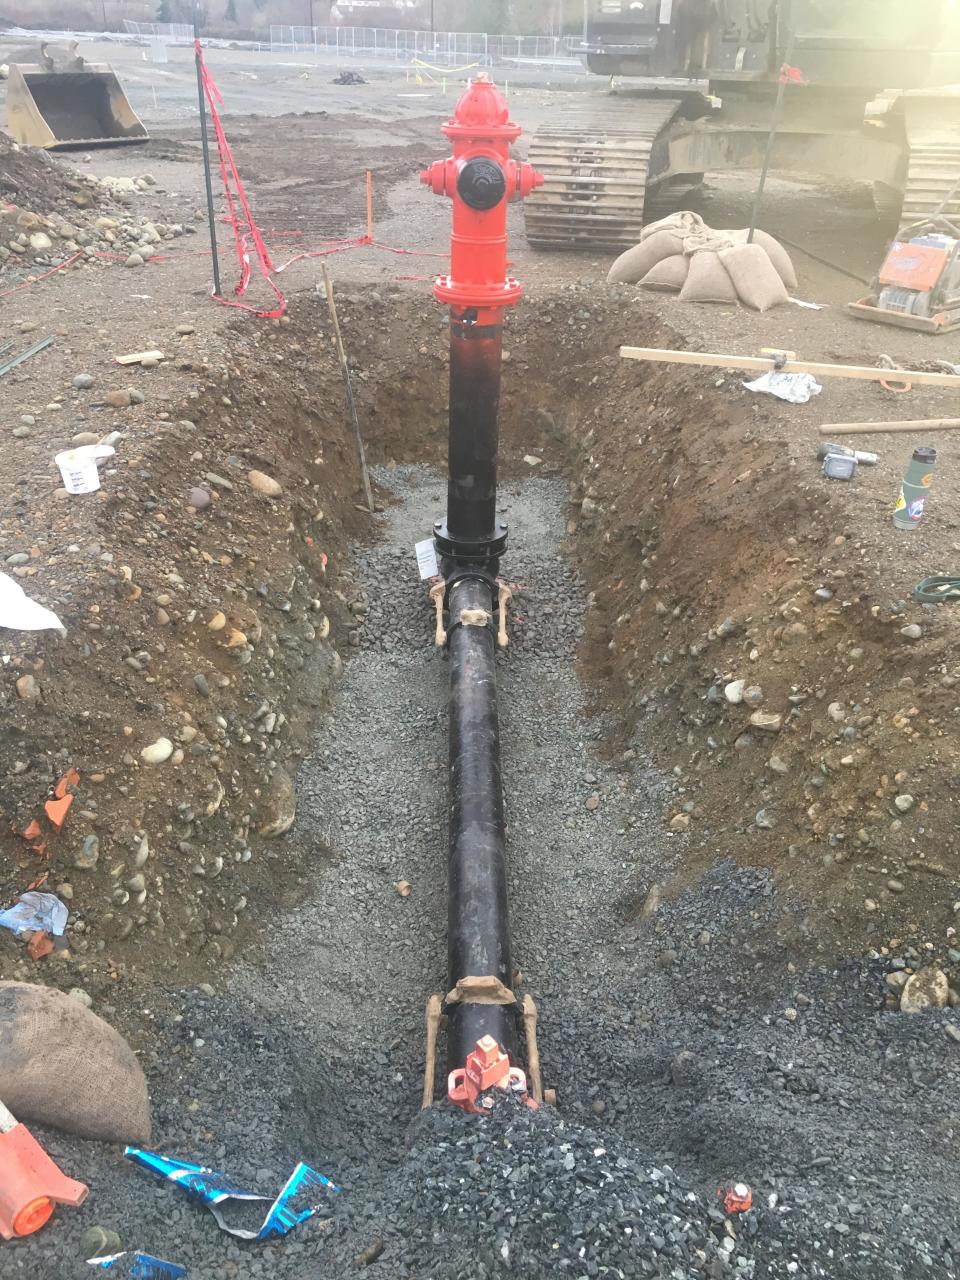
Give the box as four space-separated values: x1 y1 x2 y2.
415 538 439 580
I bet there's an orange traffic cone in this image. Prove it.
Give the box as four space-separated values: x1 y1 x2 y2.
0 1099 88 1239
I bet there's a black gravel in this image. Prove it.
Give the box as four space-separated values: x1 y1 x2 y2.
15 466 960 1280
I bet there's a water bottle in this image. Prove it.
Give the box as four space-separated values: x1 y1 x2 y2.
893 447 936 530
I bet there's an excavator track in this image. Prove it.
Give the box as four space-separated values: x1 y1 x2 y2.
900 140 960 224
896 94 960 226
524 97 682 250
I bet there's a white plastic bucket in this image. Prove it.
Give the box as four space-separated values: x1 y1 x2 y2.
55 445 115 495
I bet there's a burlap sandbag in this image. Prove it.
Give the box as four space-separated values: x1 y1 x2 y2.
640 254 690 292
0 982 151 1142
679 250 739 303
751 229 798 290
639 211 707 241
720 242 789 311
607 231 683 284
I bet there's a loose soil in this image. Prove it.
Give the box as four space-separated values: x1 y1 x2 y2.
2 38 960 1279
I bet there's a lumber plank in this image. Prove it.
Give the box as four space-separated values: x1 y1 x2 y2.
818 418 960 434
619 346 960 389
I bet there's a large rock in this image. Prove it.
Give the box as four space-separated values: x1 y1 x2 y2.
248 469 283 498
900 967 948 1014
258 765 297 836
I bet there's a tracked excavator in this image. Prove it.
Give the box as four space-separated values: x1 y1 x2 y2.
524 0 960 250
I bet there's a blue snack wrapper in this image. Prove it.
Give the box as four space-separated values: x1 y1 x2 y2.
88 1253 187 1279
124 1147 339 1240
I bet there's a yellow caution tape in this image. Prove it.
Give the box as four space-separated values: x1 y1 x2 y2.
410 56 480 74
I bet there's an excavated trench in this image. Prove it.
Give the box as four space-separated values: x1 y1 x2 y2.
17 285 960 1279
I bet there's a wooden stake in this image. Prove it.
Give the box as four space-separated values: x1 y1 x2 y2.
365 169 373 242
320 264 374 513
421 993 443 1109
522 994 544 1104
620 346 960 389
818 418 960 435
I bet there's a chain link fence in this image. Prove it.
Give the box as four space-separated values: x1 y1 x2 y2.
268 25 582 68
122 20 194 44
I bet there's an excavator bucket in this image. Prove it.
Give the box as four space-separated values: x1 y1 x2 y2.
5 63 148 150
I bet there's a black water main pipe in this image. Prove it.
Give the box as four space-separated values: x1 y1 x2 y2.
445 573 518 1070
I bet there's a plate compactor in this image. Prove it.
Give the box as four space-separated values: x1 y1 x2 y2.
848 218 960 333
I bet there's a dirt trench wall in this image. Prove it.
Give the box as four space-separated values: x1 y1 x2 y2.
541 322 959 967
0 296 376 992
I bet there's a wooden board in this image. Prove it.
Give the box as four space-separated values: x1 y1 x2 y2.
115 349 165 365
819 418 960 434
619 346 960 388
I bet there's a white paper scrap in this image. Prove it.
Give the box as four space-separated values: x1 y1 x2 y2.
743 371 823 404
0 572 65 633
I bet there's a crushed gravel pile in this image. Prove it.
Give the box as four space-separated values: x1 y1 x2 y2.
386 1093 759 1278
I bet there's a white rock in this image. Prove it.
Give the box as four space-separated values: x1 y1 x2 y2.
724 679 746 705
28 232 52 251
749 710 783 733
900 967 948 1014
141 736 173 765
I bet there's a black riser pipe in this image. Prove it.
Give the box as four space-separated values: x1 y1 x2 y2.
446 574 518 1069
445 310 503 548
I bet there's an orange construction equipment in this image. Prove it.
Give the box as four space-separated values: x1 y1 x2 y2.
0 1099 88 1239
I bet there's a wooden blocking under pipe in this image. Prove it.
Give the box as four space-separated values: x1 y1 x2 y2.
522 994 544 1104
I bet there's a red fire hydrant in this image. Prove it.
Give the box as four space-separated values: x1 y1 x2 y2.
421 74 543 316
421 75 543 566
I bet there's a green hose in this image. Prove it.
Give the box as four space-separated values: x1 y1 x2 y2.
914 575 960 603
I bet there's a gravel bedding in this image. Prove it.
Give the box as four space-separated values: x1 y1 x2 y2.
13 466 960 1280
